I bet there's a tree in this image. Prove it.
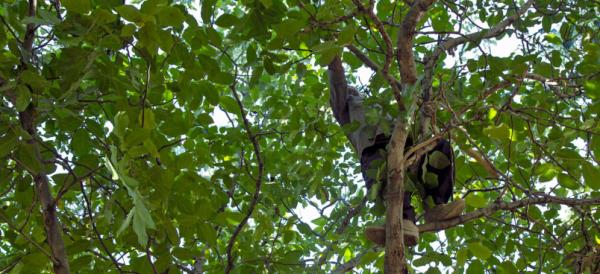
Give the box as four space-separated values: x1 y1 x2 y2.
0 0 599 273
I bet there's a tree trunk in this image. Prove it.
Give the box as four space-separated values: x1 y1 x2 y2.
15 0 71 273
19 109 71 274
384 121 408 273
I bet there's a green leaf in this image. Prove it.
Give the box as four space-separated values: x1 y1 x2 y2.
542 16 552 32
210 71 234 85
483 123 514 141
343 247 352 262
143 139 159 159
117 208 135 236
199 81 219 105
219 96 239 115
104 156 120 181
338 24 356 45
157 29 174 51
15 85 31 112
536 163 559 182
592 135 600 160
135 201 155 229
431 9 451 32
557 173 579 189
359 251 380 266
466 260 484 274
585 80 600 99
215 212 244 226
296 223 313 235
157 6 185 28
121 175 140 188
467 242 492 260
456 248 468 266
215 14 238 28
550 50 561 67
17 143 41 173
545 33 562 44
487 108 497 120
20 70 49 90
138 23 160 55
259 0 272 8
114 111 129 139
498 261 518 274
0 132 18 158
425 267 441 274
534 62 554 77
115 5 142 23
130 192 156 246
7 262 23 274
527 205 543 220
70 130 90 156
465 194 486 208
125 128 151 147
62 0 91 14
198 223 217 246
318 47 341 67
201 0 216 23
139 109 156 129
414 256 431 267
582 162 600 190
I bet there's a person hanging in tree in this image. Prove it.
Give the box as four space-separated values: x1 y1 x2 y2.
327 55 465 246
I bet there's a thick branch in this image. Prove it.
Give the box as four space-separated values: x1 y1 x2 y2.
419 195 600 232
397 0 436 85
15 1 71 273
384 121 409 274
224 83 264 274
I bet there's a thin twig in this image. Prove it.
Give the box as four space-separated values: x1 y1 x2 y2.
224 82 264 274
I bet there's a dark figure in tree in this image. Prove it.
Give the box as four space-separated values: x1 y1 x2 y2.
328 56 464 246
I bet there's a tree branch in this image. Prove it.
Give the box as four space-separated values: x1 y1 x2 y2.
345 44 402 88
350 0 404 110
464 148 500 178
351 0 394 74
0 211 57 264
14 1 71 273
80 180 123 273
332 250 369 274
384 120 409 274
419 195 600 232
397 0 436 85
224 83 264 274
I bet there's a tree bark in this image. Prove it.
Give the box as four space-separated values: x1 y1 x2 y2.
397 0 436 85
15 0 71 273
418 196 600 233
384 121 409 273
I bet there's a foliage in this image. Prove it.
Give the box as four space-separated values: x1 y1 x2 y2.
0 0 599 273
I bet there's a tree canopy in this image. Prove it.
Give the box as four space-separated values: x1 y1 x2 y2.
0 0 599 273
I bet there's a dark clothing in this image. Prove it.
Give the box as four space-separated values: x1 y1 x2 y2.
416 139 454 205
360 137 454 222
328 56 454 223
